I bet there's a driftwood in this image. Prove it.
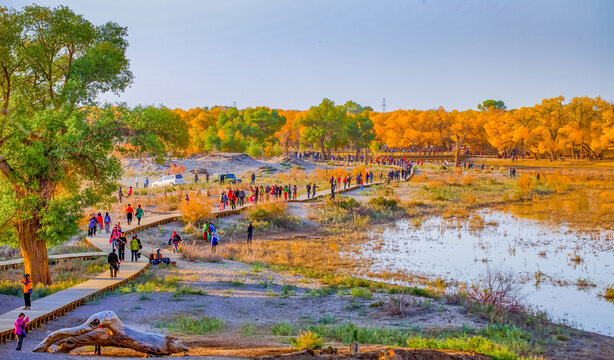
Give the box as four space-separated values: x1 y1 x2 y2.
33 310 187 355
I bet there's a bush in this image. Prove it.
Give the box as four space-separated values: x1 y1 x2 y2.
180 194 214 224
291 330 323 350
247 202 300 230
406 335 519 360
272 322 295 336
384 294 415 317
368 197 400 211
467 268 523 314
350 287 372 299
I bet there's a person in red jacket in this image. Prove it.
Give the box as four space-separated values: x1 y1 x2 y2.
125 204 134 225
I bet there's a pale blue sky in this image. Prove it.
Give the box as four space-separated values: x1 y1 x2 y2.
7 0 614 110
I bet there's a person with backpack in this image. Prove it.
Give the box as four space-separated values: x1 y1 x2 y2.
108 249 119 278
104 212 112 233
21 274 32 310
125 204 134 225
247 222 253 244
170 231 182 253
88 214 97 237
96 213 104 231
306 183 311 198
14 313 29 351
130 235 140 262
135 205 144 225
117 232 127 262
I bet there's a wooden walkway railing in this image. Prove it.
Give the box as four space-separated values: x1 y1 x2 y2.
0 165 413 344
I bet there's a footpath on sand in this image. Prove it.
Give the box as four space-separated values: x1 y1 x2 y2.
0 168 413 343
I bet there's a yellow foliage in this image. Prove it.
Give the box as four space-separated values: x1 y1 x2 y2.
180 194 214 224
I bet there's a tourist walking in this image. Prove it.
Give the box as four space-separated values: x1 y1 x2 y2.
118 187 123 203
135 205 144 225
135 177 139 188
88 214 97 237
22 274 32 310
247 222 253 244
14 313 29 351
251 172 256 184
128 186 133 197
170 231 182 253
125 204 134 225
144 176 149 189
96 213 103 231
104 212 111 233
306 183 311 198
118 232 127 262
130 235 140 262
108 249 119 278
293 184 297 200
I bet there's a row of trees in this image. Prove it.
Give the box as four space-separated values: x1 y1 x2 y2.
175 96 614 164
173 99 376 160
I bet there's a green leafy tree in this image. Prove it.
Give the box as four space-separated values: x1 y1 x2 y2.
345 112 376 164
0 5 187 284
300 98 348 157
478 99 507 111
343 100 373 115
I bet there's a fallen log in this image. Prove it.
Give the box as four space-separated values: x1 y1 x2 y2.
32 310 187 355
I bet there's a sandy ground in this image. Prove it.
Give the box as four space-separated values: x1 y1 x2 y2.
121 153 321 181
0 253 484 359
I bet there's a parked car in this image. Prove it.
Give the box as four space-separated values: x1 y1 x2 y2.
151 174 185 188
212 173 242 184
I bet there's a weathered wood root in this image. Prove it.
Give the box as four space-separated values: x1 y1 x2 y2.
32 310 187 355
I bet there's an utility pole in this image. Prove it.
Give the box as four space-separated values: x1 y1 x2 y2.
381 98 387 113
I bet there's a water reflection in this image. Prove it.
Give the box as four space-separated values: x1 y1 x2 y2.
362 211 614 336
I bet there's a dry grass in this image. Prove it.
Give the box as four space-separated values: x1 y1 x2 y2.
179 242 223 262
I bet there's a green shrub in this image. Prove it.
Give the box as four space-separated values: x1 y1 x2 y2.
272 322 296 336
406 335 519 360
350 287 372 299
368 197 399 211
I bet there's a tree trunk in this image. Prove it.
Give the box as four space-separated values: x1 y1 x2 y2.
364 149 368 165
454 135 465 167
16 217 51 285
319 140 326 160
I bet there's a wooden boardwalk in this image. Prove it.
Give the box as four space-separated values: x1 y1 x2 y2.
0 252 106 270
0 168 412 343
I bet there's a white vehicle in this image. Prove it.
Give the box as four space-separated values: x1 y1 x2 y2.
151 174 185 188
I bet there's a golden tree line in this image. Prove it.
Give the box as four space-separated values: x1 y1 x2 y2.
172 96 614 161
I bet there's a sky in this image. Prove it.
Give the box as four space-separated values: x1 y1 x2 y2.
6 0 614 111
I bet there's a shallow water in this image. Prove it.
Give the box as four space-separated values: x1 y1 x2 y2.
361 211 614 336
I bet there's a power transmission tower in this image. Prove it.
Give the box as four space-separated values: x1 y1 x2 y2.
232 101 237 108
381 98 387 112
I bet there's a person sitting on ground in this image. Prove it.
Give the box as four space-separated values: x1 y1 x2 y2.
108 249 119 278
